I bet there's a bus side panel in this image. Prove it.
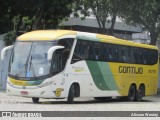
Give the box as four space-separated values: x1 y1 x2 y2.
109 63 158 96
67 61 158 97
67 61 120 97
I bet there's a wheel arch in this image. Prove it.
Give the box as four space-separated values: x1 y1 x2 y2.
130 83 137 90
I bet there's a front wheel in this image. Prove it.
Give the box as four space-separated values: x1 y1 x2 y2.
32 97 39 103
67 84 75 104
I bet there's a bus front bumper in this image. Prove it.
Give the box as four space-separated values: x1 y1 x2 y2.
6 83 66 99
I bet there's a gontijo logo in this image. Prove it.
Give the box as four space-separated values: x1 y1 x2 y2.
119 66 143 74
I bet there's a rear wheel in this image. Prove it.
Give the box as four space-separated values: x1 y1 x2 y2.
128 85 136 101
135 85 145 102
32 97 39 103
135 90 142 102
67 84 75 104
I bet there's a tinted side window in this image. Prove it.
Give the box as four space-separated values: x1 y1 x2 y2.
119 46 125 63
58 38 74 49
88 42 94 60
143 50 148 64
94 42 103 61
72 40 89 63
126 47 131 63
81 41 89 59
150 50 158 65
72 39 158 65
111 45 119 62
103 44 109 61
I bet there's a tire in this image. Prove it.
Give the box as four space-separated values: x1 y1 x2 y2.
67 84 75 104
128 85 136 101
135 90 142 102
32 97 39 103
94 97 111 101
135 86 144 102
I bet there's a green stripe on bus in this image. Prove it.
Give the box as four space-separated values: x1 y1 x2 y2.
86 61 109 90
86 61 118 90
97 62 118 90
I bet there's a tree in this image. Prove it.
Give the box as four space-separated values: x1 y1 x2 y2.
0 0 74 34
31 0 74 30
0 0 37 34
0 0 13 34
120 0 160 45
74 0 121 35
9 0 36 34
108 0 120 35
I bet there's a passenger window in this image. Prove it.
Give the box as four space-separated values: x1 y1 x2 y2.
150 50 158 65
57 38 74 59
103 44 109 61
120 46 127 63
143 50 148 64
126 47 131 63
71 40 89 63
81 41 89 59
94 42 103 61
133 48 139 64
111 45 119 62
108 45 112 62
58 38 74 49
71 39 158 65
88 42 94 60
139 49 143 64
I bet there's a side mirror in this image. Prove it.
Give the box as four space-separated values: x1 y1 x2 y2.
1 45 14 60
47 46 65 60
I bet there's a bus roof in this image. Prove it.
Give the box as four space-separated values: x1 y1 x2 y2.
17 30 77 41
96 34 158 50
17 30 157 50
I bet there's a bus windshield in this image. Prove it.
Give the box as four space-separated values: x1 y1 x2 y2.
9 41 56 79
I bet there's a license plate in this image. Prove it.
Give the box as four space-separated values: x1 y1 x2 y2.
21 91 28 95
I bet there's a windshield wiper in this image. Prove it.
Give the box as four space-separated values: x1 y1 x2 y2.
15 56 29 78
27 56 36 78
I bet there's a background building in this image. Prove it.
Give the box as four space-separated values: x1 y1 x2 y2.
62 17 142 40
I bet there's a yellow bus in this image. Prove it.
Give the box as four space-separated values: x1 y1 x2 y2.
1 30 158 103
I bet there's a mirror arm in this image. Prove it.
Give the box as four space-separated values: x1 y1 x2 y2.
47 46 64 60
1 45 14 60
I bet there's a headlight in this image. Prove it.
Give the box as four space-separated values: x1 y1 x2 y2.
37 80 55 88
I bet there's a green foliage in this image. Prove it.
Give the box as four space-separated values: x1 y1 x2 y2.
1 0 160 45
120 0 160 45
0 0 74 33
4 31 17 46
74 0 121 35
